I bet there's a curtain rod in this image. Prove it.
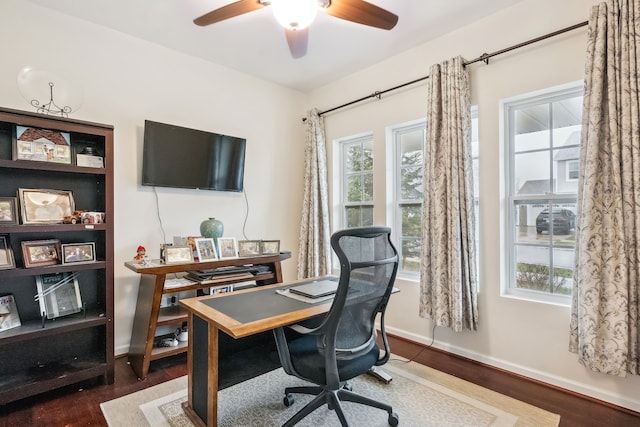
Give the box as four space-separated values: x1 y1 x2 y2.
306 20 588 121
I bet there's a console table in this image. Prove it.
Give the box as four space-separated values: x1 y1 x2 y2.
125 251 291 379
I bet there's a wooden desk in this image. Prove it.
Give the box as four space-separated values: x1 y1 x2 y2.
179 278 335 427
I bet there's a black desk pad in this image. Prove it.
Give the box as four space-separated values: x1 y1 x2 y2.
202 284 328 324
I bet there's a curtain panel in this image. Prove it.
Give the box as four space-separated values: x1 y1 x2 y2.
569 0 640 376
297 109 332 279
419 56 479 332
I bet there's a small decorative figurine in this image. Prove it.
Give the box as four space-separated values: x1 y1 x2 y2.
134 245 147 263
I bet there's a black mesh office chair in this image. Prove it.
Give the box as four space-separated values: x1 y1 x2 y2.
273 226 399 426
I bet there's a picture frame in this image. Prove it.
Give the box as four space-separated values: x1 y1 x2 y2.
238 240 261 257
62 242 96 265
0 197 18 225
14 126 71 164
217 237 238 259
195 238 218 262
35 272 82 319
164 245 194 264
21 239 62 268
260 240 280 255
18 188 75 224
0 235 16 270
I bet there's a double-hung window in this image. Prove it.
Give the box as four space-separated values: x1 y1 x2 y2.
392 121 426 274
390 111 478 276
503 83 583 302
341 135 374 228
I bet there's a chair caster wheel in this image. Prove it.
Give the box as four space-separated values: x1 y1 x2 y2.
283 393 295 407
388 412 399 426
342 383 353 391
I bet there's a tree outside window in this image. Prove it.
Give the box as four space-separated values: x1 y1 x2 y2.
342 136 374 228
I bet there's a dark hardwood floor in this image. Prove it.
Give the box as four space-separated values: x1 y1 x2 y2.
1 335 638 426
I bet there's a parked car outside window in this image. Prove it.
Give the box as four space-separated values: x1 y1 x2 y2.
535 208 576 235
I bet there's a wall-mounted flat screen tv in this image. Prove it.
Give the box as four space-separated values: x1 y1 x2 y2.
142 120 246 192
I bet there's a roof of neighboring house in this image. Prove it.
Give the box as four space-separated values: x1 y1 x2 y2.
18 128 69 146
518 179 556 195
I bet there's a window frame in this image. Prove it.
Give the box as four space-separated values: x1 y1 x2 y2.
390 119 426 277
388 109 478 278
502 82 583 305
339 133 375 229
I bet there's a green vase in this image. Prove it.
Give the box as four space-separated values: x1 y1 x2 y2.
200 218 224 240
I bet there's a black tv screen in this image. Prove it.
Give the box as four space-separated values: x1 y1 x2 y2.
142 120 246 192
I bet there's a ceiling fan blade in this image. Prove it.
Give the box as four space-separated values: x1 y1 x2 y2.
325 0 398 30
194 0 265 26
285 28 309 59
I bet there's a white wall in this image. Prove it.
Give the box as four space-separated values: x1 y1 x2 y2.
1 1 306 356
308 0 640 413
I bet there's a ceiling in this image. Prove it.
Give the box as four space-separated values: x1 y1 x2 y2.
25 0 526 92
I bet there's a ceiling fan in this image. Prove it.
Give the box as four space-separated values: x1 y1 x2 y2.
193 0 398 58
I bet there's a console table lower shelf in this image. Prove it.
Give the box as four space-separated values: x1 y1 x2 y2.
126 252 291 380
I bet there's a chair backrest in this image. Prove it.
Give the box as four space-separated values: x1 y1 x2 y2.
324 226 399 360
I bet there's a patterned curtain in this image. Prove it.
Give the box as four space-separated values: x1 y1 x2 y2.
569 0 640 376
419 56 479 332
297 109 332 279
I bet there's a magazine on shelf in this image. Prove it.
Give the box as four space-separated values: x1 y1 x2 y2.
0 294 21 332
35 272 82 319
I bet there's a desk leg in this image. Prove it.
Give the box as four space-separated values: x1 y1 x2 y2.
183 313 219 427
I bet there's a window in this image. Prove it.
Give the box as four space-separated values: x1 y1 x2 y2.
390 111 478 275
341 135 374 228
566 160 579 181
393 121 426 274
503 83 583 302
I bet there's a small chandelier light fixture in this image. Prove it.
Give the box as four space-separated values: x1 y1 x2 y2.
271 0 318 30
31 81 73 118
17 67 82 118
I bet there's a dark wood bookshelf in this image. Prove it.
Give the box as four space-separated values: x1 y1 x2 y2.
0 106 114 405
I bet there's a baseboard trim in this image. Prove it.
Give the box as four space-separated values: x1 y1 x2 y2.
385 326 640 415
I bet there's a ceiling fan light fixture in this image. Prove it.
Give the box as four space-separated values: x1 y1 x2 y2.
271 0 318 31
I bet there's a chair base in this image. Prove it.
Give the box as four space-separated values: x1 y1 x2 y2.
282 384 398 427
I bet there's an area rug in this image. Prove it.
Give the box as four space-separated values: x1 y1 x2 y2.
101 358 560 426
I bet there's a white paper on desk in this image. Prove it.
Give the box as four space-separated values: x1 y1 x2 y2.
275 288 334 304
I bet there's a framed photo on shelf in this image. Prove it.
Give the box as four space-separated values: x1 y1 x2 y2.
195 238 218 262
21 239 62 268
0 197 18 225
163 245 193 264
18 188 75 224
260 240 280 255
0 235 16 270
62 242 96 265
238 240 261 257
217 237 238 259
14 126 71 164
35 272 82 319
